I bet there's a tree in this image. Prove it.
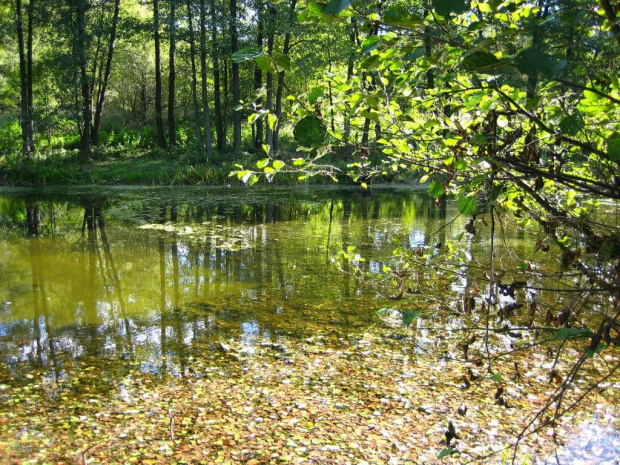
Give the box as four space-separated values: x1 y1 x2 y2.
168 0 177 146
210 0 224 152
199 0 213 156
153 0 167 148
14 0 35 155
91 0 120 146
229 0 240 154
233 1 620 454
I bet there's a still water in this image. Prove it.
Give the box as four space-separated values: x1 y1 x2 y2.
1 185 618 462
0 185 473 376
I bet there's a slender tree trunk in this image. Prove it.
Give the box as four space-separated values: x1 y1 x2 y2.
342 16 357 158
265 6 275 149
272 0 297 154
168 0 177 146
187 0 203 150
16 0 34 155
154 0 167 148
424 9 434 90
92 0 120 146
199 0 213 157
210 0 224 152
253 0 264 152
76 0 92 161
223 58 229 147
230 0 241 154
26 0 35 152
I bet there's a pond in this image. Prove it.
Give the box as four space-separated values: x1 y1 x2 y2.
0 185 618 463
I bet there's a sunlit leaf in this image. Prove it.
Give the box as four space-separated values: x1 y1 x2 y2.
428 181 444 198
232 47 263 63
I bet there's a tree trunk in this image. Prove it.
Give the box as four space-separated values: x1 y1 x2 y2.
272 0 297 154
223 58 229 148
187 0 203 150
76 0 92 161
168 0 177 146
210 0 224 152
26 0 35 152
154 0 167 148
16 0 34 155
265 6 275 149
230 0 241 154
342 16 357 158
92 0 120 146
199 0 213 157
253 0 264 152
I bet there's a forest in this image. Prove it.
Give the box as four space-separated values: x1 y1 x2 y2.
0 0 620 463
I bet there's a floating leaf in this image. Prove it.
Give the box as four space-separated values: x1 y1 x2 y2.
402 310 421 326
438 448 458 459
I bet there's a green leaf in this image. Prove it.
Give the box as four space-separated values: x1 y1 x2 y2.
273 160 286 170
309 86 326 104
514 47 566 79
586 343 606 358
360 55 380 71
273 53 291 71
323 0 353 15
559 112 584 136
458 196 477 215
428 181 444 198
256 158 270 169
377 307 395 316
267 113 278 131
256 56 276 74
525 95 541 110
553 328 594 340
490 373 503 383
383 6 423 28
232 47 263 63
432 0 469 17
293 116 327 147
607 132 620 161
438 448 458 459
361 36 381 54
402 310 421 326
462 51 507 73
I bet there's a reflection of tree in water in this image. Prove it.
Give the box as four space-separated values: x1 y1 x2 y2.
80 199 133 358
26 198 57 370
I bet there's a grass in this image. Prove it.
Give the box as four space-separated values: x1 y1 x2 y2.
0 145 408 187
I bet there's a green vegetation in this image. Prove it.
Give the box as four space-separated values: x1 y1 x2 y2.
1 0 620 461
